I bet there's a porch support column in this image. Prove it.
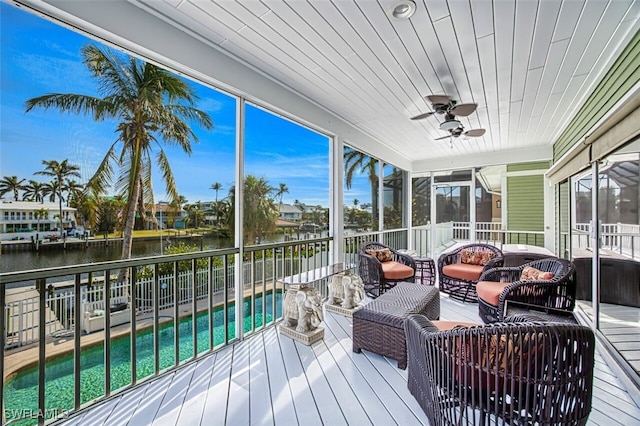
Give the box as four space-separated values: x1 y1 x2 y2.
591 160 600 330
543 176 555 251
332 137 345 264
405 170 412 251
235 97 245 341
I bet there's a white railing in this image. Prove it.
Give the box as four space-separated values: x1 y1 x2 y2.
434 221 455 249
573 222 639 259
3 255 305 349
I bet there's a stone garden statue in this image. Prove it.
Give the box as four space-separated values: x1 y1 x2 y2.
283 287 324 333
328 271 365 310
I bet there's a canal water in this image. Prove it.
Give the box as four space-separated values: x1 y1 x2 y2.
0 235 233 274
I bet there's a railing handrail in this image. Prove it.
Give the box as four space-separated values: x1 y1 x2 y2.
0 247 239 284
0 236 334 284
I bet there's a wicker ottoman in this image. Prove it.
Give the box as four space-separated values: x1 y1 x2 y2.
352 282 440 369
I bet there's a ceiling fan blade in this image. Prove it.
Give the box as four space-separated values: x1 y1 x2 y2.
410 111 435 120
434 134 452 141
464 128 486 137
425 95 451 105
451 103 477 116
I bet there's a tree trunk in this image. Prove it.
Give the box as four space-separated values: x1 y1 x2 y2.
59 196 66 248
118 175 141 285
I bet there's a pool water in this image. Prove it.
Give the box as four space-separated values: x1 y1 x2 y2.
4 292 282 425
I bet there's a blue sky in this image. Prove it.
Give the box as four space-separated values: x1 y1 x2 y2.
0 2 372 208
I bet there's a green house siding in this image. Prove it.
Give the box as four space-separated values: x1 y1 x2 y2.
507 175 544 233
553 29 640 161
507 161 550 173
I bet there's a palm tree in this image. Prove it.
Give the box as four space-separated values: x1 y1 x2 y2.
210 182 222 203
65 179 84 207
344 147 378 229
41 180 62 203
185 201 204 229
223 175 278 244
25 44 213 282
244 175 277 243
0 176 26 200
210 182 223 226
22 180 45 203
34 207 48 234
275 182 289 218
35 160 80 242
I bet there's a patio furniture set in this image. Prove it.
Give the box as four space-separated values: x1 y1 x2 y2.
351 241 593 424
275 240 591 423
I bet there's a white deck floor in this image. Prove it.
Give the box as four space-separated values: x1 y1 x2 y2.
57 294 640 426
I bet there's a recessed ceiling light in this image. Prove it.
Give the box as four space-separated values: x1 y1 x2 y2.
390 0 416 20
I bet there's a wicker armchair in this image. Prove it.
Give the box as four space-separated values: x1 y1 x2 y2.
404 315 595 425
437 243 504 302
477 258 576 323
358 242 416 298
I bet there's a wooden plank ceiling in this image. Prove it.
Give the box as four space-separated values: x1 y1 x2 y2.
133 0 639 163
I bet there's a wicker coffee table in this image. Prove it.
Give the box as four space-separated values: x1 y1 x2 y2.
352 282 440 369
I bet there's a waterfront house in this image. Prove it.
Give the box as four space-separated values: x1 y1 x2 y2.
153 202 187 230
1 1 639 425
277 203 304 221
0 200 76 241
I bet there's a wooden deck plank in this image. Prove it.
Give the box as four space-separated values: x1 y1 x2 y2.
174 353 217 426
295 336 347 425
64 393 121 426
101 390 144 426
321 313 396 425
249 332 275 426
277 328 322 425
262 328 298 425
226 336 251 425
198 344 233 425
126 374 174 425
152 362 197 425
326 308 424 421
309 332 373 425
329 312 427 425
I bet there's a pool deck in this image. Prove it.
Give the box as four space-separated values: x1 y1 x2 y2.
48 293 640 426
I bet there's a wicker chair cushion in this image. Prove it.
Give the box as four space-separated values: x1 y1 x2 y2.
520 266 555 281
365 248 393 262
461 249 495 266
442 263 484 281
381 261 414 280
454 329 544 393
432 320 479 330
476 281 510 306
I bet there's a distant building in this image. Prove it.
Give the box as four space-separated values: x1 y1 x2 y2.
154 202 187 229
0 200 76 240
278 203 304 221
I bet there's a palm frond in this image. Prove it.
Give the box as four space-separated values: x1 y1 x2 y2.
87 144 117 195
156 149 179 203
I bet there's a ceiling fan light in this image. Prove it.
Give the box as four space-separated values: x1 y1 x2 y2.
440 119 461 131
390 1 416 20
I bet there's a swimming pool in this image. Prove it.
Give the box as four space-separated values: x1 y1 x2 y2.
4 292 282 425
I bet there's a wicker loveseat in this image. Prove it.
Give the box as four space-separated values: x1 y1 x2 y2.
404 315 595 425
437 243 503 302
476 257 576 323
358 242 416 298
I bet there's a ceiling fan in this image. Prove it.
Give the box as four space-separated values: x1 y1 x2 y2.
410 94 485 140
